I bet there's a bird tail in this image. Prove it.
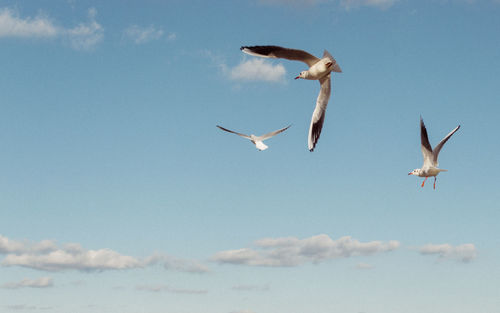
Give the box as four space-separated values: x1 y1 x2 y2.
323 50 342 73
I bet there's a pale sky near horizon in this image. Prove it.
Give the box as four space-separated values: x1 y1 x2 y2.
1 1 500 313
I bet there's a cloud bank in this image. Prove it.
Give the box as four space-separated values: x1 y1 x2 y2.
0 235 208 273
213 234 400 267
419 243 477 262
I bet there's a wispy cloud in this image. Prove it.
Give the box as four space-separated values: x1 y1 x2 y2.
123 25 169 44
65 8 103 50
0 235 208 273
136 284 208 294
229 59 286 83
0 7 103 50
212 234 400 267
1 277 53 289
419 243 477 262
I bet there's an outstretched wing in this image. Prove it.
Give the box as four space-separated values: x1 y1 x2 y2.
259 125 291 141
241 45 319 67
308 76 331 152
420 117 434 167
216 125 251 139
432 125 460 166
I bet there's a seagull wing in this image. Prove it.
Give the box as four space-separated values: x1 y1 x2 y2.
308 76 331 152
432 125 460 166
216 125 251 139
241 45 320 67
259 125 291 141
420 117 434 168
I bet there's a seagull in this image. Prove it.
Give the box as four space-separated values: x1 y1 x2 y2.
216 124 291 151
240 45 342 152
240 46 342 152
408 117 460 189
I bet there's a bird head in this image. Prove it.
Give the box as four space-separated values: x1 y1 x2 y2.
295 71 308 80
408 169 420 176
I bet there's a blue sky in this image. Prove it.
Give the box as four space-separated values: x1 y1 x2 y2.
1 0 499 312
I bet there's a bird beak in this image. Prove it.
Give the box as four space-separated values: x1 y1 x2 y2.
294 76 300 80
408 172 412 175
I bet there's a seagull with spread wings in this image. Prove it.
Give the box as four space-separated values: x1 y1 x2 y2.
240 45 341 151
408 117 460 189
216 125 291 151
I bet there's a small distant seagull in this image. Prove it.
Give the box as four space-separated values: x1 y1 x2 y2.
408 117 460 189
240 45 342 151
216 125 291 151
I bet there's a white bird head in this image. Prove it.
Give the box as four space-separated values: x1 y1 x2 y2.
295 71 309 80
408 169 421 176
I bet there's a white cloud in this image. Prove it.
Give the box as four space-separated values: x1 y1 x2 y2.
0 7 103 50
0 235 209 273
0 235 25 253
1 277 53 289
123 25 164 44
340 0 398 9
136 284 208 294
212 234 400 267
230 59 286 83
419 243 477 262
0 8 57 38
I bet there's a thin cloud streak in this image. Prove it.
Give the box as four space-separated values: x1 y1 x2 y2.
136 284 208 294
1 277 53 289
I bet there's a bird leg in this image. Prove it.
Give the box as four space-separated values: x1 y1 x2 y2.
421 177 428 187
433 177 437 190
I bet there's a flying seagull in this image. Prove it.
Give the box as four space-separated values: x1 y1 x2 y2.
240 45 342 151
408 117 460 189
216 124 291 151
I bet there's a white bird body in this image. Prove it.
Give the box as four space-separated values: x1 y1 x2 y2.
409 117 460 189
240 45 341 151
253 139 269 151
217 125 291 151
